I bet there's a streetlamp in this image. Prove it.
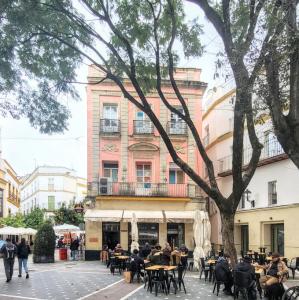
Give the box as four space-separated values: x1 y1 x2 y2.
245 189 255 208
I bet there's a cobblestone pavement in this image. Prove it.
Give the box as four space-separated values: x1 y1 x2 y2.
0 257 298 300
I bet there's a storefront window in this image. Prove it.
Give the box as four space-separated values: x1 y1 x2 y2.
167 223 185 248
129 223 159 246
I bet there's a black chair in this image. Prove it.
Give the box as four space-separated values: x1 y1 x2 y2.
282 286 299 300
169 265 187 294
110 257 122 275
258 253 266 265
233 270 254 300
213 268 225 296
151 268 168 296
254 252 259 263
200 258 211 281
129 260 143 283
287 257 299 279
265 283 285 300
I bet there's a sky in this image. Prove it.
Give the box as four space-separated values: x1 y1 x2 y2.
0 2 224 179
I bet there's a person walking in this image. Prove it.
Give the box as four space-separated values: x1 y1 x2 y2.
0 238 17 282
17 238 31 279
70 237 79 261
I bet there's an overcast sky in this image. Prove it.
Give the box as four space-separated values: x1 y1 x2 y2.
0 2 224 179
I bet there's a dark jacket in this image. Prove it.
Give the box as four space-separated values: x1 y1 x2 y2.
162 248 172 265
141 245 151 258
235 261 256 282
17 243 31 259
179 246 189 254
215 257 232 283
149 253 163 265
130 254 144 271
70 239 79 251
0 243 17 260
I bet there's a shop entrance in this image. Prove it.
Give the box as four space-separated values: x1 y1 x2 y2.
271 223 284 256
241 225 249 253
102 222 120 250
167 223 185 249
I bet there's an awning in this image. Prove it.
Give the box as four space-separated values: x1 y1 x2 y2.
165 211 195 223
0 226 37 235
123 210 164 223
84 209 123 222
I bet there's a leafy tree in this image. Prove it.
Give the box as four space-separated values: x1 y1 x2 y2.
0 213 25 227
54 204 84 227
33 222 56 263
24 208 45 230
0 0 281 262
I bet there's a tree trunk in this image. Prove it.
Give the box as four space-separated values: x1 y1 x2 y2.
220 211 237 266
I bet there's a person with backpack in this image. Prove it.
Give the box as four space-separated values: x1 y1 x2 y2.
0 238 17 282
17 238 31 279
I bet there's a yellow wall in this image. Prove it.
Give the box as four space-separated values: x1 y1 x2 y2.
235 204 299 259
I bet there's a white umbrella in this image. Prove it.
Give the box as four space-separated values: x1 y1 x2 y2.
193 210 205 270
0 226 21 235
53 223 80 233
130 213 139 252
22 228 37 236
203 212 212 256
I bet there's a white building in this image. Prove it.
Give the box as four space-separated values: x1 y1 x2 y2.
203 83 299 259
20 166 87 214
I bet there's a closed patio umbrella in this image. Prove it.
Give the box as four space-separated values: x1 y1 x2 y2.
193 210 205 270
130 213 139 252
203 212 212 256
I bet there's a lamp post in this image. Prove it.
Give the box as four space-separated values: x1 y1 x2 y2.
245 189 255 208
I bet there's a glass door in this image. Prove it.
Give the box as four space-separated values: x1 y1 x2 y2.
271 223 284 255
103 104 118 132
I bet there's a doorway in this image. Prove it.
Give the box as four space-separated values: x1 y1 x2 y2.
167 223 185 249
241 225 249 253
102 222 120 250
271 223 284 256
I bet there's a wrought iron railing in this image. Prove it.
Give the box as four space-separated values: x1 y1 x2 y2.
218 136 284 173
166 121 188 135
88 181 203 198
100 119 121 134
133 120 154 134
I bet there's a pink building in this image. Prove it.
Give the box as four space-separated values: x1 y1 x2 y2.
85 66 207 259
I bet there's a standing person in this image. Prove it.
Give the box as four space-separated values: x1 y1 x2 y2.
17 238 31 279
70 237 79 261
141 242 151 258
162 242 172 266
0 238 17 282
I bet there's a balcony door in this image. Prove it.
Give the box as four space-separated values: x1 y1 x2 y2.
170 107 184 134
136 163 151 195
103 104 118 132
135 111 152 134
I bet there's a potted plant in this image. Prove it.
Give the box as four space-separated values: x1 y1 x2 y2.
33 222 56 263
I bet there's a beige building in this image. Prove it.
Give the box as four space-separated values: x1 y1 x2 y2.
0 158 21 218
203 82 299 259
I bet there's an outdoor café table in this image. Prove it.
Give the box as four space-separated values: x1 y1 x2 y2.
115 255 130 270
145 265 177 293
266 256 285 261
207 259 216 281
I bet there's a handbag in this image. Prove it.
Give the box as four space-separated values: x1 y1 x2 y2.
123 271 131 283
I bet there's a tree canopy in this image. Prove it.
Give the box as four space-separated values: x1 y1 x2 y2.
54 204 84 227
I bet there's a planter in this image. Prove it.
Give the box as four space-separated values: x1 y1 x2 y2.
33 255 55 263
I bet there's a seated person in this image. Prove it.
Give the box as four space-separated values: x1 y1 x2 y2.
114 243 124 254
235 256 257 300
149 248 163 265
141 242 151 259
179 244 189 255
215 254 233 295
130 249 145 282
259 252 288 289
171 247 181 266
162 243 172 266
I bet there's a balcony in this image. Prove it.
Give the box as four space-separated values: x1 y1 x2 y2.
89 181 203 198
166 121 188 136
133 120 154 135
100 119 120 135
218 136 285 175
8 193 20 207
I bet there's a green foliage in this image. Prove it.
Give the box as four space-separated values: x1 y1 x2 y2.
33 222 56 262
24 208 45 230
54 204 84 227
0 213 25 227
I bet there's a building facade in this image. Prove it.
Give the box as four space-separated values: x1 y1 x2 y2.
0 159 21 218
85 66 207 259
202 83 299 259
20 166 87 215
